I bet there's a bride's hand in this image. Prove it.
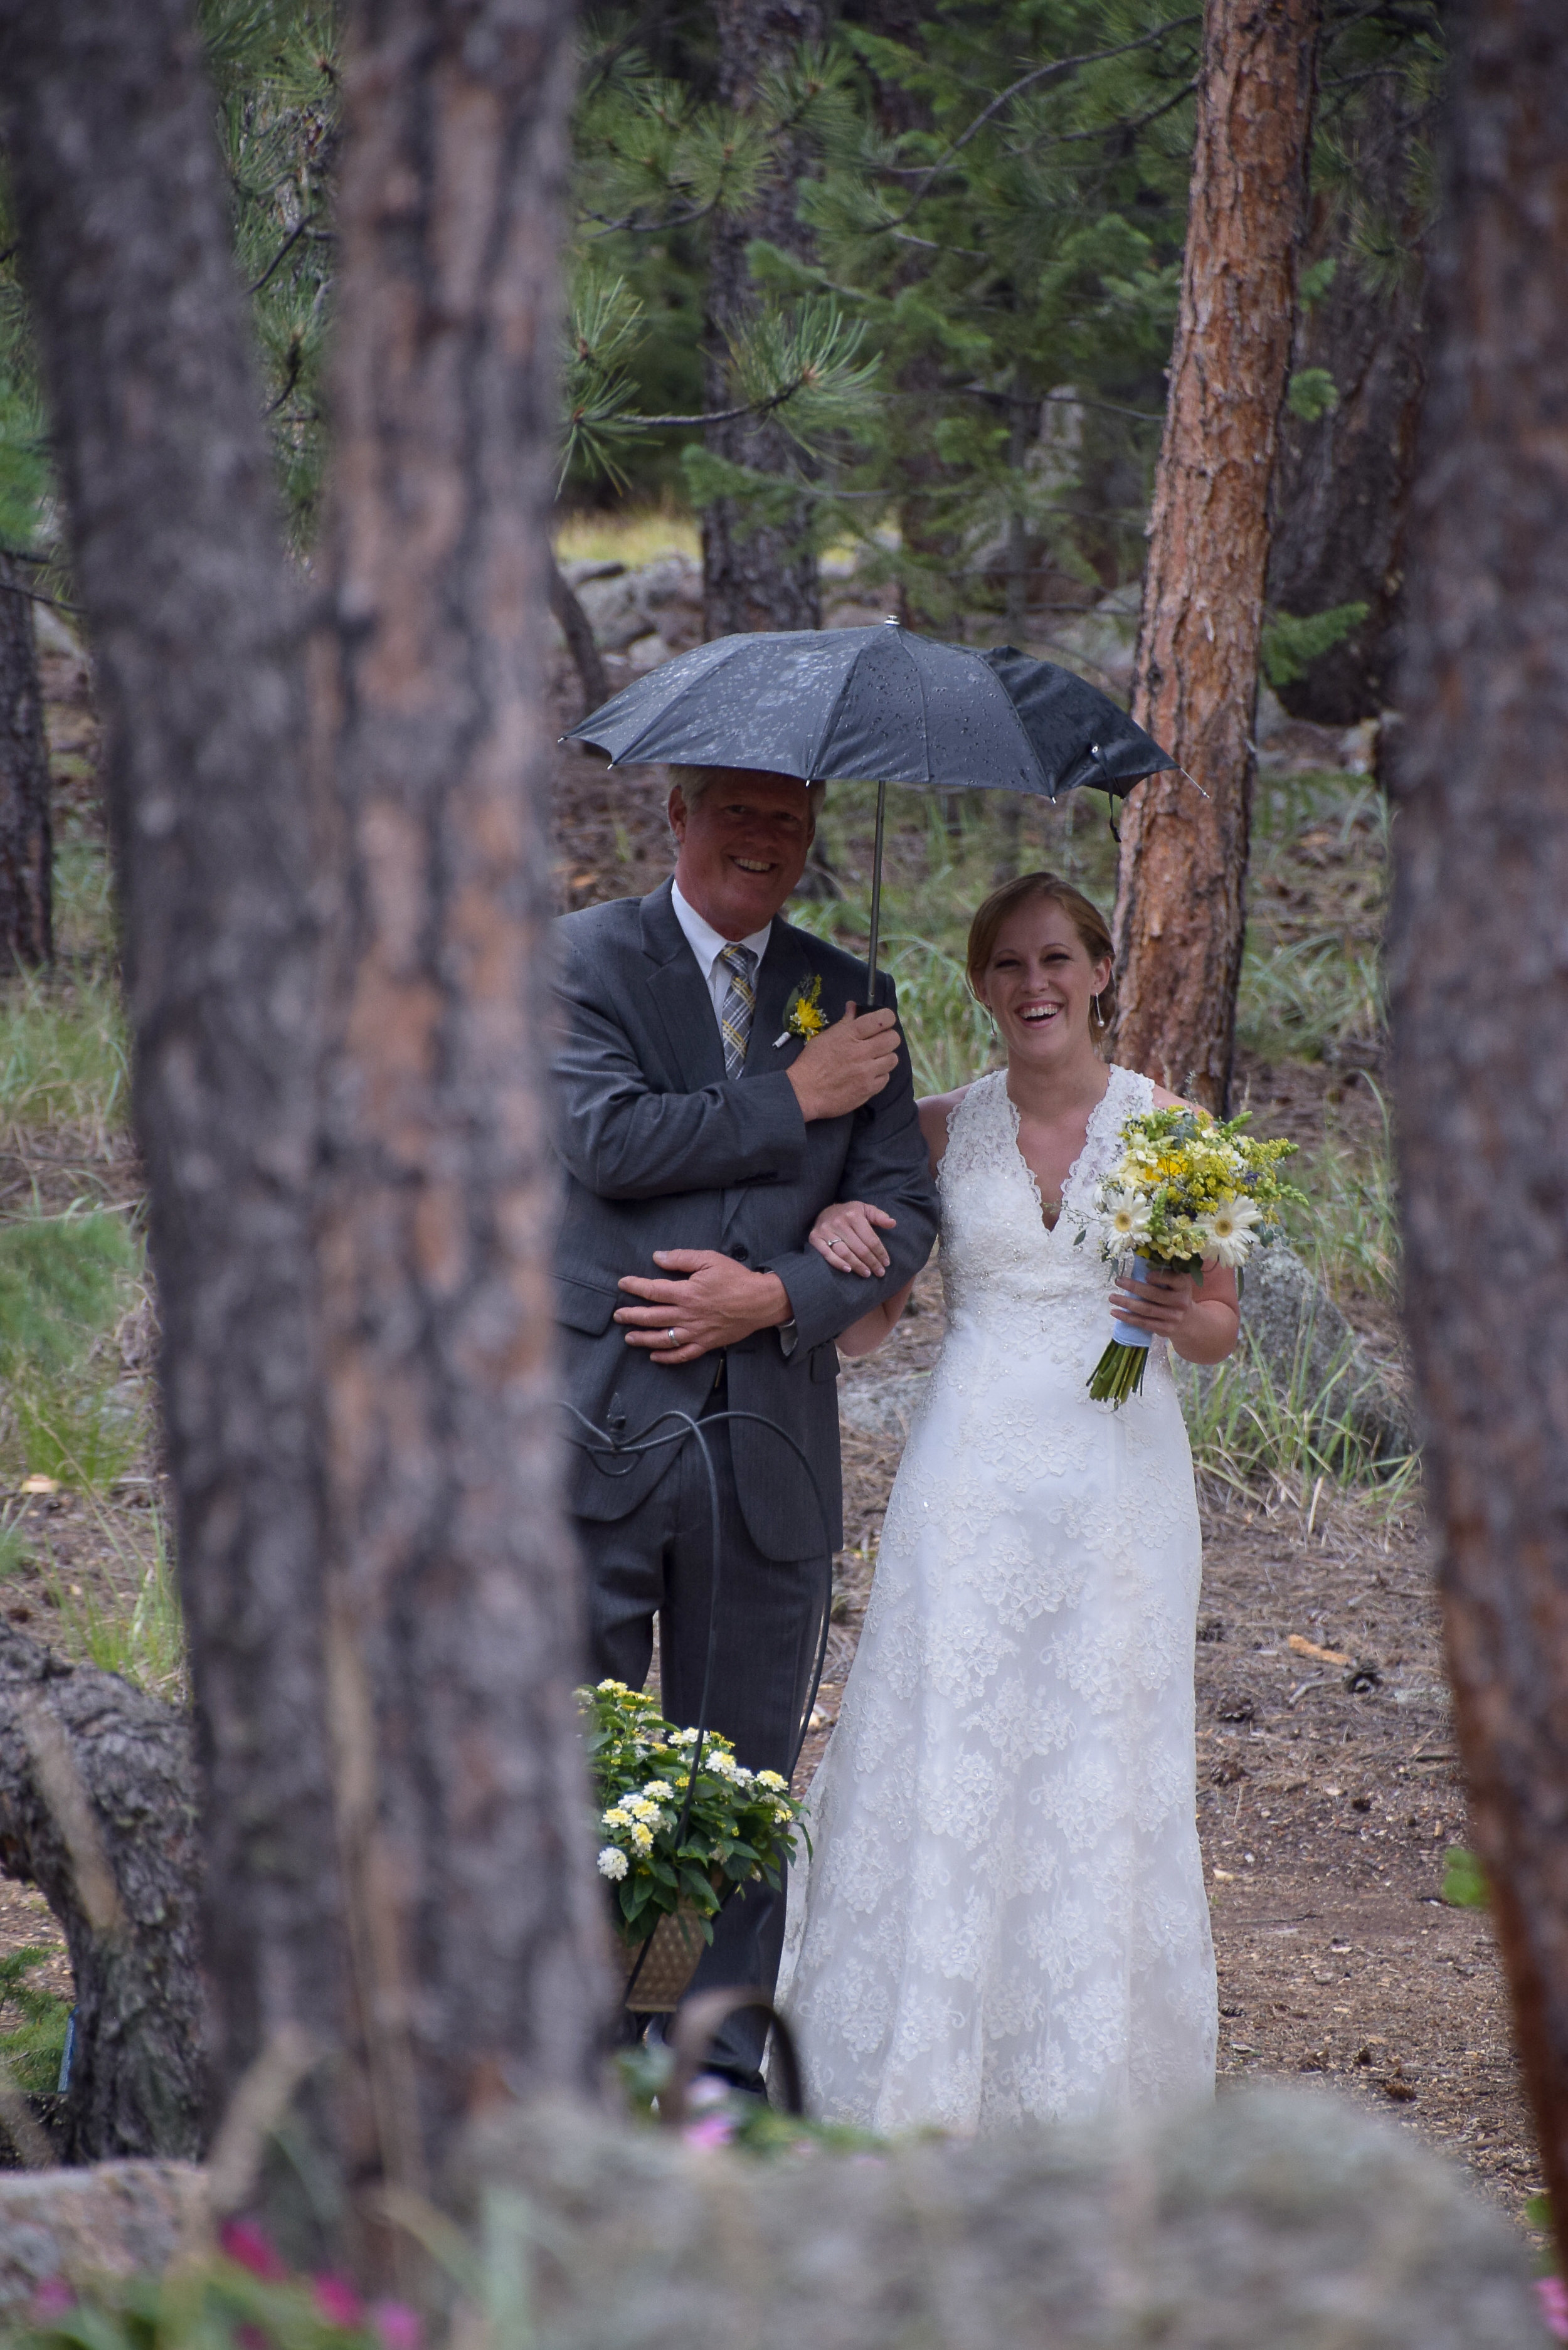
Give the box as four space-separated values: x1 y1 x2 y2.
1109 1263 1196 1336
810 1199 897 1278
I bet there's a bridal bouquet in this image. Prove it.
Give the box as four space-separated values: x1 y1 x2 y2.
580 1679 805 1952
1079 1106 1302 1406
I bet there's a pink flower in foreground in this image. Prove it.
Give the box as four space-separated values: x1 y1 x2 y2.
312 2275 366 2331
1537 2276 1568 2342
370 2300 423 2350
220 2220 289 2282
29 2278 75 2321
682 2112 736 2151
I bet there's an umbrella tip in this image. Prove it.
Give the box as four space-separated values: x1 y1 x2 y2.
882 615 899 627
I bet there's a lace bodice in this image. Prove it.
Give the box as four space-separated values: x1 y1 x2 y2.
778 1061 1215 2135
937 1062 1163 1377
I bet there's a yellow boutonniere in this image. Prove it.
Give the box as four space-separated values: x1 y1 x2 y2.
773 972 829 1049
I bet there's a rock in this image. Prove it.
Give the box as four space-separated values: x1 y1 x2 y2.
0 2161 204 2316
575 554 702 657
560 558 625 588
1233 1244 1415 1464
470 2086 1545 2349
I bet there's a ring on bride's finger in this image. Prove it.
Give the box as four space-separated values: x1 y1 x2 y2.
666 1326 679 1345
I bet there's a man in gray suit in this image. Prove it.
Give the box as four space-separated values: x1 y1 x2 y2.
553 766 938 2089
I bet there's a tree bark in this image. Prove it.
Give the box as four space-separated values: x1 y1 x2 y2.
549 556 609 717
0 557 53 971
1267 74 1429 726
1111 0 1320 1109
0 0 345 2141
311 0 609 2214
0 1624 202 2161
702 0 825 639
1388 0 1568 2277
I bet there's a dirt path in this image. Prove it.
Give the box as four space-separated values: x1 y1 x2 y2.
798 1263 1540 2233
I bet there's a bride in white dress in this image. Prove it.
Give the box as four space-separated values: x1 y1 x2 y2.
779 871 1237 2135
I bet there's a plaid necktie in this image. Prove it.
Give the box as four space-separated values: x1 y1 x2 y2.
718 943 757 1080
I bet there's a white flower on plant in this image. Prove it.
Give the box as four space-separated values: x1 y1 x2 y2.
773 1805 794 1824
1098 1187 1152 1246
597 1846 628 1880
630 1823 654 1854
708 1751 738 1780
602 1807 631 1829
755 1769 788 1792
641 1781 675 1801
1196 1195 1263 1265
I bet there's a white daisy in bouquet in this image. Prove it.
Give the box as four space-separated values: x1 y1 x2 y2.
1078 1104 1304 1405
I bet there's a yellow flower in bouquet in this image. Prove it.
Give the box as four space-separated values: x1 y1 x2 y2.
1078 1105 1303 1406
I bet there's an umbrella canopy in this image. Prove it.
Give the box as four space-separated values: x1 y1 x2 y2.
563 618 1173 803
562 620 1176 987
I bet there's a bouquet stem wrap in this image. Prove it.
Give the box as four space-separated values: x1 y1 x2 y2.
1088 1254 1155 1405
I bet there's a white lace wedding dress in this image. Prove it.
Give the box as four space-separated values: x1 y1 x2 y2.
780 1063 1216 2134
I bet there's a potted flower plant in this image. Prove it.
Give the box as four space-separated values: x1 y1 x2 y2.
579 1679 806 2011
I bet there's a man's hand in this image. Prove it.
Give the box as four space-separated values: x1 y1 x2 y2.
615 1249 791 1365
788 1002 901 1123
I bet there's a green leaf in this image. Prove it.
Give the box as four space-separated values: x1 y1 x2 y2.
1298 256 1338 310
1260 601 1369 689
1286 366 1340 423
1441 1845 1489 1910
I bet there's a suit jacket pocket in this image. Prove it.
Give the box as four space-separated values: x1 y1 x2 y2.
557 1274 621 1336
809 1342 840 1385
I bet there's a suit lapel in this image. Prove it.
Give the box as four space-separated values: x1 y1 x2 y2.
641 881 725 1092
746 919 813 1082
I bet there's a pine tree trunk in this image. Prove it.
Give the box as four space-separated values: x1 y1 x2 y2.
0 557 52 971
0 0 345 2140
1267 75 1429 726
1389 0 1568 2277
0 1624 203 2162
311 0 609 2214
1111 0 1320 1109
702 0 824 639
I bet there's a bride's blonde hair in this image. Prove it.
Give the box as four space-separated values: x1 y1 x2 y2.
966 871 1116 1048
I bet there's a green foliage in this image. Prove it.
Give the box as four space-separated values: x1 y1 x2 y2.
0 973 130 1150
0 1212 135 1379
582 1680 805 1947
200 0 340 544
1259 601 1369 690
13 1367 143 1496
46 1535 185 1700
1286 365 1340 422
1441 1844 1490 1911
0 1945 70 2100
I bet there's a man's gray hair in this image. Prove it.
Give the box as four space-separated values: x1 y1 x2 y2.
675 766 825 817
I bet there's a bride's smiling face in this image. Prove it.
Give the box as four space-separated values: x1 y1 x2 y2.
977 900 1111 1067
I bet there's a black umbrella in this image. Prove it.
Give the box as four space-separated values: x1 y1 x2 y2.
563 619 1175 987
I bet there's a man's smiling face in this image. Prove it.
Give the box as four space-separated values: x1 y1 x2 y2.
668 769 815 939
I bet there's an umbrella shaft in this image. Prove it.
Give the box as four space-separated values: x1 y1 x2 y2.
865 779 887 1003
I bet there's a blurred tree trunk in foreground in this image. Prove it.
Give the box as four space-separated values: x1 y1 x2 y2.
312 0 608 2227
1112 0 1320 1110
702 0 825 638
0 556 52 970
1390 0 1568 2279
1 0 606 2266
0 0 345 2146
1267 70 1430 727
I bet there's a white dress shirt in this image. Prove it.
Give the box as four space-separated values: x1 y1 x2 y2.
670 880 772 1033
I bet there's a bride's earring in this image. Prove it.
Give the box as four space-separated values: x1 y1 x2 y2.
984 1002 998 1045
1092 992 1103 1026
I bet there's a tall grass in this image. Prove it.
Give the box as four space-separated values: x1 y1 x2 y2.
45 1510 186 1703
0 973 130 1153
1236 931 1384 1066
1179 1333 1416 1515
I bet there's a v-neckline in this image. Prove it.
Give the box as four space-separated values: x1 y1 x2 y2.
1002 1067 1116 1239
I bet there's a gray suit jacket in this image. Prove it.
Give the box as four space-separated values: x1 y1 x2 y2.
552 879 940 1560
